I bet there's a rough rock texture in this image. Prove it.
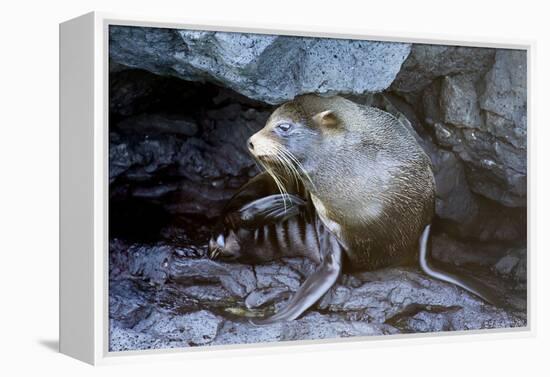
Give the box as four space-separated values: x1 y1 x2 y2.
391 44 495 93
110 26 411 104
395 47 527 208
108 28 528 352
109 241 526 351
109 84 269 227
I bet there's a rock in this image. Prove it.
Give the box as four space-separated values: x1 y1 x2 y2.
168 257 229 282
391 44 494 93
279 312 397 340
321 268 525 330
117 113 198 136
422 79 444 125
473 200 527 242
480 50 527 150
109 325 160 352
109 103 267 186
110 69 194 118
110 26 411 104
132 310 223 347
179 284 232 303
431 122 526 207
245 287 290 309
109 102 269 224
391 47 526 208
126 244 173 285
219 268 257 298
168 257 257 297
440 74 483 129
430 232 509 267
109 132 181 184
386 303 525 333
109 69 168 118
494 247 527 283
494 255 520 276
254 261 311 291
211 320 283 345
109 279 154 329
109 239 526 350
431 148 479 224
420 50 527 208
212 312 397 346
318 285 353 308
390 306 461 332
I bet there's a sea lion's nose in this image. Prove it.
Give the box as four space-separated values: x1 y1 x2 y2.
247 138 254 151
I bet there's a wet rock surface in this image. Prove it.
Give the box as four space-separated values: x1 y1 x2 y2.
108 27 528 352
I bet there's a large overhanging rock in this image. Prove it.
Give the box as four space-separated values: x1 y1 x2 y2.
109 26 412 104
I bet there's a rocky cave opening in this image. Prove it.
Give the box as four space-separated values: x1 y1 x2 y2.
109 69 273 246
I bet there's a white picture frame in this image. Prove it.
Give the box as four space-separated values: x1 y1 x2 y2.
59 11 534 365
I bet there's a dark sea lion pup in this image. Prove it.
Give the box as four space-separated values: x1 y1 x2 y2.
209 94 500 324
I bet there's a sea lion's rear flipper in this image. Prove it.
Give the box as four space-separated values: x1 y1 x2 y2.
250 229 343 325
419 225 504 307
235 194 306 228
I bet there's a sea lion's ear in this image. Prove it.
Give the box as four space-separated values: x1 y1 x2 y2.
312 110 340 129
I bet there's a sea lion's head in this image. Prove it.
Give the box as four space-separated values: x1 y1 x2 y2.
247 96 342 189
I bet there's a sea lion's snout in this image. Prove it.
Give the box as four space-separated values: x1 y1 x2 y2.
247 130 285 164
247 132 271 161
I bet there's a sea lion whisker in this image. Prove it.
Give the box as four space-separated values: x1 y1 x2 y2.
282 150 303 190
281 150 306 186
270 149 297 209
258 158 290 212
271 144 302 192
279 147 316 190
273 145 301 189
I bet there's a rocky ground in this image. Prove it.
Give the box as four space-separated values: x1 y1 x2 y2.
108 27 528 351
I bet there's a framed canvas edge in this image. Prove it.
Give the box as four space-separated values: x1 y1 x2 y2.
78 10 535 365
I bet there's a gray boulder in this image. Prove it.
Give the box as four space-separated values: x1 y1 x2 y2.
440 74 483 129
493 247 527 283
393 46 526 208
480 50 527 150
109 26 411 104
391 44 495 93
424 50 527 207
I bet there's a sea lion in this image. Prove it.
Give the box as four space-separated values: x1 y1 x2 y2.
209 94 499 324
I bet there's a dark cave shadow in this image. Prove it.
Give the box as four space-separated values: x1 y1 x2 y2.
38 339 59 353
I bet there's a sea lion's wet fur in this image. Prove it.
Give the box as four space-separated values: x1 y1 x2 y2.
250 94 435 271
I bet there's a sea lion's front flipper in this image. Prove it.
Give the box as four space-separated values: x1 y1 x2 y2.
236 194 306 228
250 229 343 325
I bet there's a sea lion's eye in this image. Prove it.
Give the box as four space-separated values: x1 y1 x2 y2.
276 123 293 133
